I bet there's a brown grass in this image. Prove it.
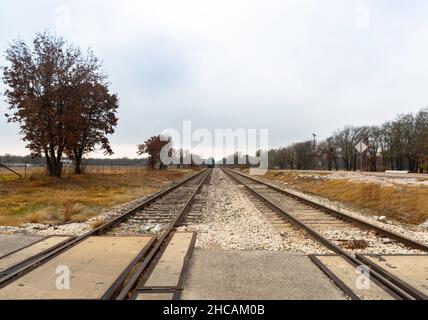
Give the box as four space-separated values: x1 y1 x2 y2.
89 218 107 229
340 239 369 250
62 200 76 222
0 168 194 227
260 170 428 225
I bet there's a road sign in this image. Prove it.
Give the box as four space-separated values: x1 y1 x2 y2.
355 141 368 175
355 141 368 153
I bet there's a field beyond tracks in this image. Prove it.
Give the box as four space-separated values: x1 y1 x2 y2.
254 170 428 225
0 166 194 226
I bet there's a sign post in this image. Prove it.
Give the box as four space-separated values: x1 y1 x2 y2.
355 141 368 174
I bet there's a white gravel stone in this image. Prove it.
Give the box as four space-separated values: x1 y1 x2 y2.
177 169 329 254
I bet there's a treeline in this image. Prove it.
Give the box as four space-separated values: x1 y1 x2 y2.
0 154 45 166
217 153 258 166
82 158 148 166
268 108 428 172
0 154 149 167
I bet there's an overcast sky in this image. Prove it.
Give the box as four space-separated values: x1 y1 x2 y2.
1 0 428 159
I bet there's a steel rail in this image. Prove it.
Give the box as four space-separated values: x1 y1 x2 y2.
114 169 212 300
0 169 208 289
227 169 428 252
222 168 418 300
356 254 428 300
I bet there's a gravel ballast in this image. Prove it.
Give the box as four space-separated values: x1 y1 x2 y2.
178 169 328 254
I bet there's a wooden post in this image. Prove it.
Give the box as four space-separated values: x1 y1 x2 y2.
0 163 22 178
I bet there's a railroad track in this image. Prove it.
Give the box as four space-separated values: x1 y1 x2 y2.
0 169 212 299
222 168 428 300
106 170 210 237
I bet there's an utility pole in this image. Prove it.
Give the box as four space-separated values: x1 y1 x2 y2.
312 134 317 170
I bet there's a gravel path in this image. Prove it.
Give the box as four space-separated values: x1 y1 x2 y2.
178 169 329 254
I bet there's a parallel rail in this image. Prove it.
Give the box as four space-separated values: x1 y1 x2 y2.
0 169 210 293
114 169 212 299
226 169 428 252
222 168 427 300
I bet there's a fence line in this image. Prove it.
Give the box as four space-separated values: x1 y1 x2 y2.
0 164 151 178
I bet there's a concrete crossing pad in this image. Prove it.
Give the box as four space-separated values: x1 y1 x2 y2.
181 250 347 300
134 292 175 300
142 232 196 289
0 236 153 300
0 235 43 257
0 236 71 274
358 255 428 298
311 255 396 300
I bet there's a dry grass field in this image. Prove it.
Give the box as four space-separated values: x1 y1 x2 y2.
259 170 428 225
0 166 195 226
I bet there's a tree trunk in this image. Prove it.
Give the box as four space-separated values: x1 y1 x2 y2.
46 147 63 177
334 158 339 171
75 157 82 174
74 149 84 174
45 150 52 175
49 159 62 177
327 159 332 171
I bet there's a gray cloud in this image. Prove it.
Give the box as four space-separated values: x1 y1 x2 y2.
1 0 428 158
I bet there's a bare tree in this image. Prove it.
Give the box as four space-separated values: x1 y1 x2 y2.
137 136 171 170
293 141 314 170
318 137 339 171
365 126 382 172
415 109 428 172
265 108 428 172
